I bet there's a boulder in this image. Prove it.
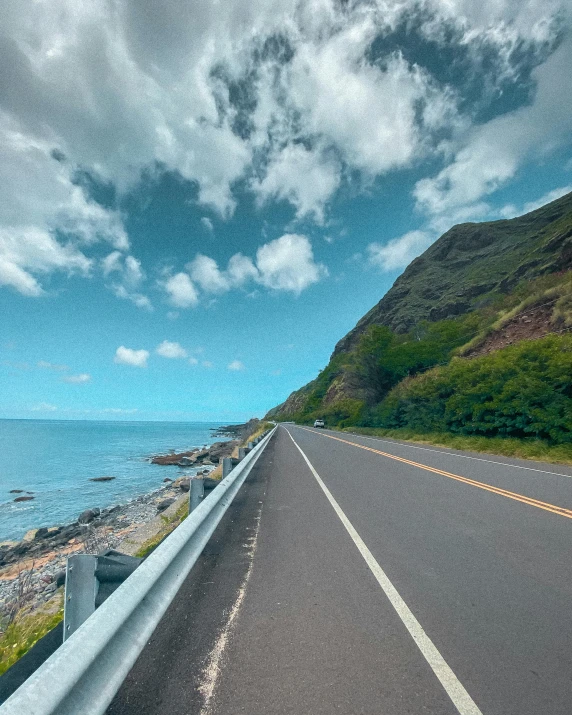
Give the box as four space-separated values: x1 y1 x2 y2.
163 478 173 483
9 489 24 494
89 476 116 482
172 477 191 492
78 508 100 524
14 495 34 502
157 498 175 512
207 440 239 463
23 529 38 542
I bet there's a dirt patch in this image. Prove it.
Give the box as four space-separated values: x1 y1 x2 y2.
465 304 556 358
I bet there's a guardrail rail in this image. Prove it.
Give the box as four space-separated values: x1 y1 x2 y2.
0 427 276 715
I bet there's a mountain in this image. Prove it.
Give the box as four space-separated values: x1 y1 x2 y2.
267 191 572 427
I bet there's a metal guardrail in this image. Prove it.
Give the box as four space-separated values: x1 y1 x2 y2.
0 427 276 715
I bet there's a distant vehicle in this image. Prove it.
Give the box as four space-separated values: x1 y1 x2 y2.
314 419 325 428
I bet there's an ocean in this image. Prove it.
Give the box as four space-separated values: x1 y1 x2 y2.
0 419 231 541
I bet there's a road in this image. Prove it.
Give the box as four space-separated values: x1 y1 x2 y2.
109 425 572 715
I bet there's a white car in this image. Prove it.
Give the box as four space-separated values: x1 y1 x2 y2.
313 419 325 428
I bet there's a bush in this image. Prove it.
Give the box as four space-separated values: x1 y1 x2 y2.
369 335 572 443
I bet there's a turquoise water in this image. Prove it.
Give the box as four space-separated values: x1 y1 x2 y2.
0 419 230 541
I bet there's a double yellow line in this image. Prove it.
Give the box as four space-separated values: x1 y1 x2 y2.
298 428 572 520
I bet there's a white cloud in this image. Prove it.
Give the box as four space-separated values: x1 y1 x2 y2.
164 272 199 308
31 402 57 412
37 360 68 371
227 253 259 286
102 252 151 310
201 217 214 232
256 234 327 294
188 356 199 366
156 340 188 359
414 37 572 222
1 0 564 297
367 231 434 272
202 360 214 368
228 360 245 371
62 373 91 384
187 254 230 294
254 144 341 222
114 346 149 368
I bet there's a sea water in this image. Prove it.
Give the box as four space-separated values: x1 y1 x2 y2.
0 419 231 541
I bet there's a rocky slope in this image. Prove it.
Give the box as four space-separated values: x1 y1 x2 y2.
268 191 572 421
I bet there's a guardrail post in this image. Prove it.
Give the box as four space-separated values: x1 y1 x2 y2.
238 447 247 460
189 477 205 513
63 554 97 642
247 441 254 450
222 457 232 478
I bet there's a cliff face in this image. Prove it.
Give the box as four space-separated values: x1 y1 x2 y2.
267 191 572 422
334 192 572 354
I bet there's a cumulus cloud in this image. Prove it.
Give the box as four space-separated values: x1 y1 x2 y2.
415 37 572 224
228 360 245 371
62 373 91 384
201 217 214 233
163 233 325 306
164 273 199 308
114 346 149 368
367 231 434 271
156 340 188 359
500 185 572 219
0 0 567 299
102 252 151 310
256 234 327 294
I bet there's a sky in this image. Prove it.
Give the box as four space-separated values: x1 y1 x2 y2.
1 0 572 422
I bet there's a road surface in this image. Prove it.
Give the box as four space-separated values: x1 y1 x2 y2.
109 425 572 714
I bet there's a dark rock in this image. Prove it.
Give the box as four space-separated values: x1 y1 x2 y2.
78 508 100 524
163 478 173 483
207 440 239 463
9 489 24 494
55 570 66 587
14 495 34 502
157 498 175 512
172 477 190 492
34 528 50 540
89 476 115 482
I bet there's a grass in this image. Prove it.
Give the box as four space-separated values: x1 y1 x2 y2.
339 427 572 466
241 421 274 446
0 597 64 676
135 500 189 558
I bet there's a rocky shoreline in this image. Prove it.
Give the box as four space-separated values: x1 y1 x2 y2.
0 431 246 628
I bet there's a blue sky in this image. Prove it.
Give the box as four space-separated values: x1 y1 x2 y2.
1 0 572 421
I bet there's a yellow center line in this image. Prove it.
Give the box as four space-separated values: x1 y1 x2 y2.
296 427 572 520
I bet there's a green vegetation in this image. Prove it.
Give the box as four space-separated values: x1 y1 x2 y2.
0 601 64 676
135 500 189 558
242 421 275 445
268 192 572 457
370 335 572 442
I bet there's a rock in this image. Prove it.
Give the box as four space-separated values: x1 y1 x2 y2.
89 476 116 482
157 498 175 512
14 495 34 502
172 477 190 492
23 529 38 542
9 489 24 494
207 440 239 463
55 570 67 587
78 508 100 524
203 477 221 490
163 478 173 483
34 527 50 540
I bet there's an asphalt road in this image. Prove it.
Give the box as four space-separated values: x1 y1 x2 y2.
109 425 572 714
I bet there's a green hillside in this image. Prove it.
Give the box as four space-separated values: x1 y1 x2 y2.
267 191 572 447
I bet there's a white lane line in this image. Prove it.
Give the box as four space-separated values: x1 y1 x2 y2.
311 428 572 479
285 428 483 715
